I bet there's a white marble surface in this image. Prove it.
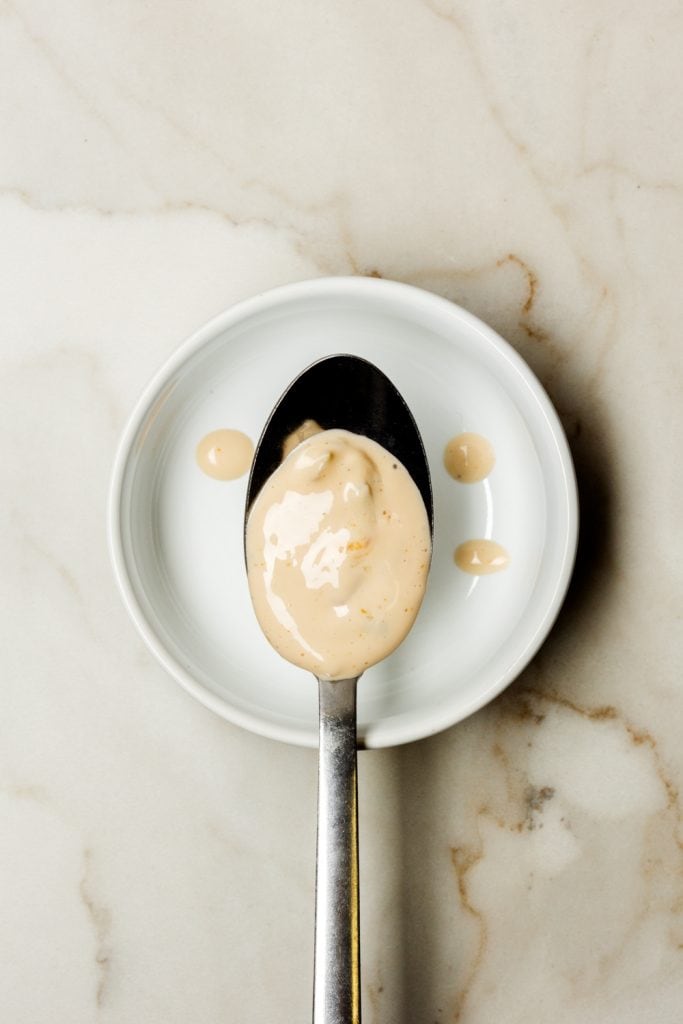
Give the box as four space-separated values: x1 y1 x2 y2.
1 1 682 1020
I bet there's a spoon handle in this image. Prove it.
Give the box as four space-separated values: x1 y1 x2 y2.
313 676 361 1024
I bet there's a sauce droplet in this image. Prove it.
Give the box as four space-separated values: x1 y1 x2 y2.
444 433 495 483
196 429 253 480
454 539 510 575
282 419 324 459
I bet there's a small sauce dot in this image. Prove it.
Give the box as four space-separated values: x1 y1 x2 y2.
196 429 253 480
454 539 510 575
444 433 495 483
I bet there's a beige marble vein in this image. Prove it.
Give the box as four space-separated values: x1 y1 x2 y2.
79 849 112 1007
365 679 683 1022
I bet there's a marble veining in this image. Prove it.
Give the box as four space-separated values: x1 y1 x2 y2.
79 848 112 1007
443 687 683 1020
1 0 682 1020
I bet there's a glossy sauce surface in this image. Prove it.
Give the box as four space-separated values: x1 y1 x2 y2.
245 429 431 680
444 432 495 483
454 539 510 575
282 419 323 458
196 429 253 480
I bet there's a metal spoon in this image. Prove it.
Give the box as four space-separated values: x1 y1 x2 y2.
245 354 433 1023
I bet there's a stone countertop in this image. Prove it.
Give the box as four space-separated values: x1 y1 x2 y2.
1 2 681 1021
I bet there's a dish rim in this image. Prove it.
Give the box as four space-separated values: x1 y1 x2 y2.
108 275 579 748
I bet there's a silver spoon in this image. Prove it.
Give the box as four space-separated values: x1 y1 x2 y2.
245 354 433 1023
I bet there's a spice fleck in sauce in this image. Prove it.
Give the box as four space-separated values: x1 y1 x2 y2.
454 539 510 575
196 429 253 480
245 429 431 680
444 433 495 483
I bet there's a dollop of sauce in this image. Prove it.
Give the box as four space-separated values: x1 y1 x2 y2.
245 429 431 680
196 429 253 480
454 539 510 575
282 419 324 459
444 432 495 483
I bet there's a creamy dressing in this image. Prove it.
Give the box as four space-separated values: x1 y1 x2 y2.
196 429 253 480
454 539 509 575
444 432 495 483
282 419 323 458
245 429 431 680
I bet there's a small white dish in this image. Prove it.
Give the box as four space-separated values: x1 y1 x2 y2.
108 277 578 748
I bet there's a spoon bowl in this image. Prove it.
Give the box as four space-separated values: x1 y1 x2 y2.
245 353 433 528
